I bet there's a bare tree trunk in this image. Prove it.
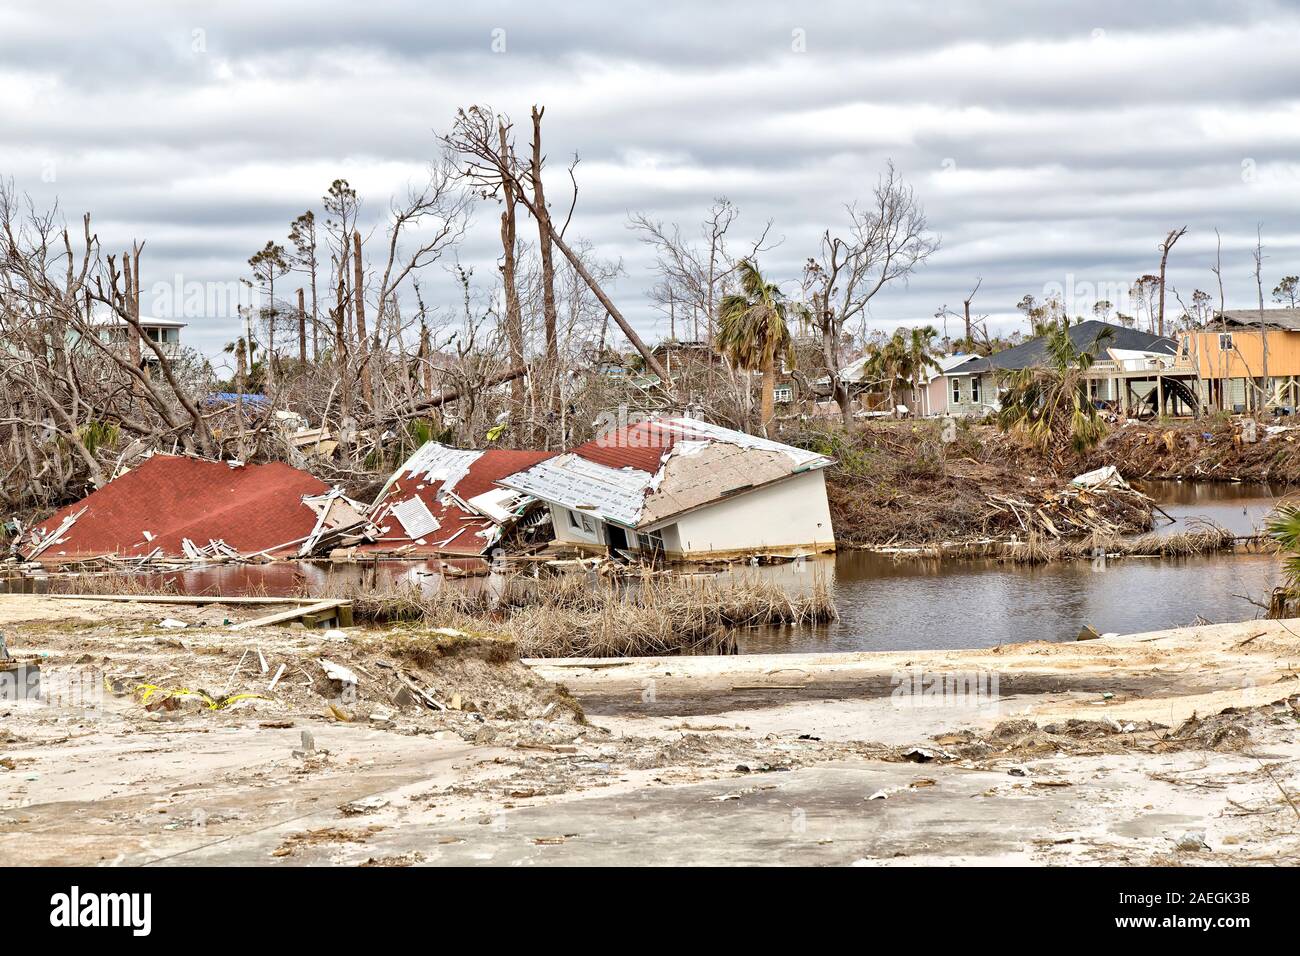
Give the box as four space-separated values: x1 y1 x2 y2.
531 106 559 415
335 253 352 420
526 200 671 386
1255 226 1269 411
123 251 142 396
498 123 525 407
297 287 307 364
1157 227 1187 337
352 231 373 411
310 260 320 361
419 321 433 398
822 317 851 427
962 278 981 345
760 352 775 436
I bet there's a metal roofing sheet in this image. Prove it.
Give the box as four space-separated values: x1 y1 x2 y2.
364 443 557 556
499 417 832 528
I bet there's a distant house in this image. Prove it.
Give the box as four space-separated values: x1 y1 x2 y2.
956 320 1187 416
1178 308 1300 412
498 416 835 561
89 315 186 360
652 339 718 374
833 351 983 417
914 353 987 416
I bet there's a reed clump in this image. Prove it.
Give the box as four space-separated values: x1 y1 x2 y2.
1002 524 1238 565
315 571 838 658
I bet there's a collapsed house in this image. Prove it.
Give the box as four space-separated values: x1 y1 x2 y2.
497 417 836 560
18 419 834 568
20 454 368 564
361 443 556 558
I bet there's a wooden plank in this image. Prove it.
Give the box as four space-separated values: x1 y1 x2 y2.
228 599 348 632
2 594 327 607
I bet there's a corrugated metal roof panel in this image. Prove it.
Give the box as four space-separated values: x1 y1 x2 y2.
499 417 832 527
501 453 652 527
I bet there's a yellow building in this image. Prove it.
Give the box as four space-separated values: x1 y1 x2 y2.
1177 308 1300 411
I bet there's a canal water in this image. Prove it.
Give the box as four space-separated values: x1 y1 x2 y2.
738 479 1289 654
4 482 1291 655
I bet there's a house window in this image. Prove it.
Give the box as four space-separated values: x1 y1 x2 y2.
773 385 793 403
970 377 981 404
567 509 597 535
951 378 961 404
1219 333 1233 351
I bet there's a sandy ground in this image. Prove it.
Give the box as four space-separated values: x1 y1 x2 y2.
1 594 1298 866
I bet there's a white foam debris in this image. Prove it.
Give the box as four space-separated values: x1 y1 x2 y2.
399 443 484 494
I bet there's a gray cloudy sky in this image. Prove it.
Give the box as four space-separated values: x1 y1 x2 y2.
4 1 1300 359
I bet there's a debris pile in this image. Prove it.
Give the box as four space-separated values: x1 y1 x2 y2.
359 442 556 559
1090 417 1300 483
988 466 1155 540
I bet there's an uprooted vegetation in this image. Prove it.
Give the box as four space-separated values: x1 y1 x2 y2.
313 571 837 658
1089 417 1300 484
801 420 1160 548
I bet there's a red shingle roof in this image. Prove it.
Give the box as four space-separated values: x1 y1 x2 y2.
25 455 330 561
570 419 679 474
364 448 555 556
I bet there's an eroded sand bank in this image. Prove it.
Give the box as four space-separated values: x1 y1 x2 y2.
2 595 1297 866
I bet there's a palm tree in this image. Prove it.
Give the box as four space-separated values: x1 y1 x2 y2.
863 325 940 415
997 318 1112 460
222 337 260 394
715 259 804 434
1267 505 1300 592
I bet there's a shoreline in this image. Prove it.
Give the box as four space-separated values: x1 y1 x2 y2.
3 594 1299 865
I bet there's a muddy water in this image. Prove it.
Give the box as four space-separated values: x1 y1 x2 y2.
1134 479 1288 537
739 481 1285 654
735 550 1278 654
3 483 1286 656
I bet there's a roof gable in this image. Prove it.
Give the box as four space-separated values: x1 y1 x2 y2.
961 320 1176 373
499 417 831 529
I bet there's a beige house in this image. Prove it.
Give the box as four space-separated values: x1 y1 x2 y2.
498 416 835 561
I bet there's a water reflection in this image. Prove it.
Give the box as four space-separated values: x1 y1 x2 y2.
733 550 1278 655
1135 479 1288 537
2 483 1285 656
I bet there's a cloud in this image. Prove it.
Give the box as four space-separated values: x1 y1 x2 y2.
2 1 1299 355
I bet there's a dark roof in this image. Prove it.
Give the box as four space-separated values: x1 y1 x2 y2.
1217 308 1300 331
959 321 1176 374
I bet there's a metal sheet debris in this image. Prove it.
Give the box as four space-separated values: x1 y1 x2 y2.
499 416 834 529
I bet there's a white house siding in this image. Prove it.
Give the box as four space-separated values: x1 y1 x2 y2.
549 504 609 549
656 470 835 559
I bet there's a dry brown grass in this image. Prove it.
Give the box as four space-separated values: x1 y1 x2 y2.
35 571 185 596
1002 524 1239 564
315 570 837 658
